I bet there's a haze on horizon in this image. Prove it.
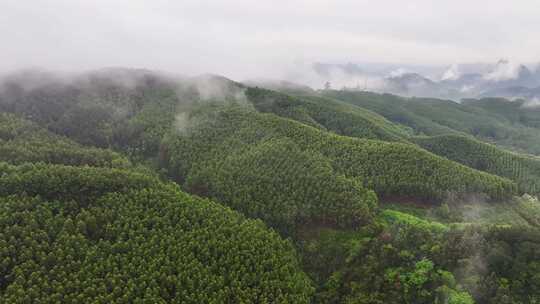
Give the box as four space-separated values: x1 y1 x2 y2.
2 0 540 83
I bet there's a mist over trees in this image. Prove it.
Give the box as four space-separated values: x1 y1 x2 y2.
2 0 540 302
0 69 539 303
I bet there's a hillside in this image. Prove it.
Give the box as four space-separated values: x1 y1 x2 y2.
245 87 411 142
4 0 540 301
1 69 540 303
322 90 540 154
462 97 540 129
413 134 540 195
0 113 130 167
161 105 515 211
0 163 314 303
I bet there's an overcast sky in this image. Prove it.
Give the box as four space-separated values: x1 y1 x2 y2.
1 0 539 80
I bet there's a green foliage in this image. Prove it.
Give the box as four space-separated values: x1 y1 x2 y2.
413 134 540 195
399 259 435 301
185 138 378 235
314 214 473 304
163 105 516 205
246 87 411 141
324 90 540 155
0 162 160 203
382 210 449 233
2 70 540 304
113 87 180 158
439 225 540 304
321 91 458 136
0 163 314 303
0 70 181 158
463 98 540 129
0 113 130 167
513 194 540 228
439 286 475 304
296 228 373 286
378 204 540 304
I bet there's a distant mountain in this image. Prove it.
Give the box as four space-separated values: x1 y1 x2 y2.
311 60 540 101
244 79 315 95
384 72 462 99
479 86 540 100
442 62 538 98
312 62 364 77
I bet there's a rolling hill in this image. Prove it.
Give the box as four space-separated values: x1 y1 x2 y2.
323 90 540 154
0 163 314 303
1 69 540 303
161 105 515 213
245 87 412 141
0 113 130 167
412 134 540 195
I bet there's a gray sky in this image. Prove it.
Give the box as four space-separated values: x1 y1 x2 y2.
1 0 539 80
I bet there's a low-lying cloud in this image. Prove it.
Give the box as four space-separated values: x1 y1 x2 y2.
483 59 524 82
2 0 540 82
441 64 461 81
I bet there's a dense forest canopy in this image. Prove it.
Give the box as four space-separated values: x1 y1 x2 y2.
0 163 314 303
1 69 540 303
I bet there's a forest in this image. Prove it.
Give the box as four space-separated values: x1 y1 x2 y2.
1 69 540 303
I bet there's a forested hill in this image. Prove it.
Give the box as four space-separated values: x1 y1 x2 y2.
0 163 313 303
412 134 540 194
244 87 412 142
321 90 540 155
0 113 130 167
1 69 540 303
162 106 514 209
